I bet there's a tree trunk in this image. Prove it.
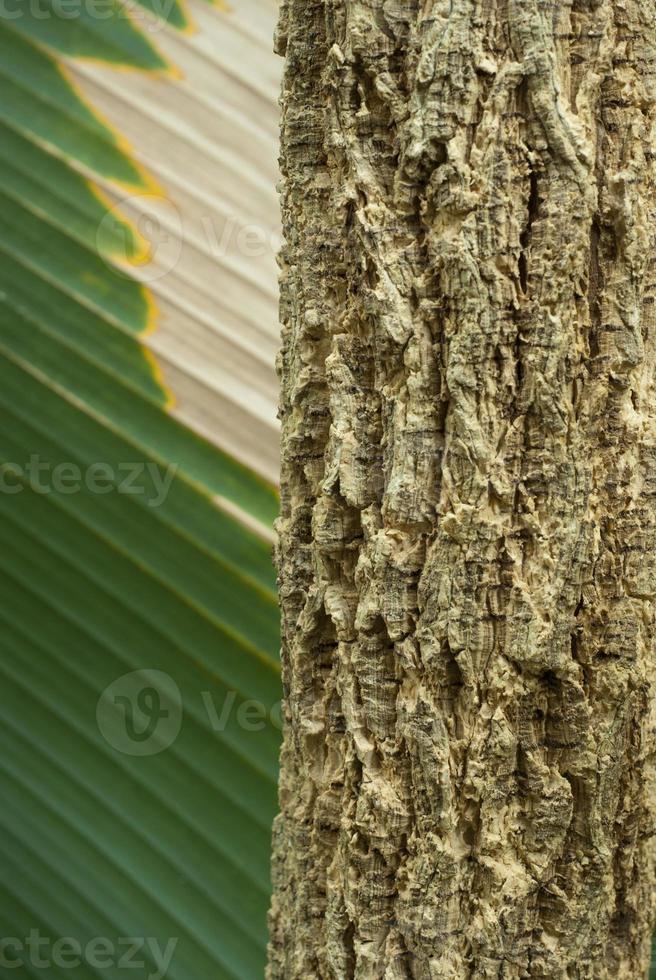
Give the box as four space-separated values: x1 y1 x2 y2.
268 2 656 976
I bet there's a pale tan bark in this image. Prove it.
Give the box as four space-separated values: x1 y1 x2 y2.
268 2 656 977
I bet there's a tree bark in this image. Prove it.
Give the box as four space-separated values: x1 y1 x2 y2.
268 2 656 977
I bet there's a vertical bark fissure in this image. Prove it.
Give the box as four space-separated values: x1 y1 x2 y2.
269 2 656 977
518 166 539 295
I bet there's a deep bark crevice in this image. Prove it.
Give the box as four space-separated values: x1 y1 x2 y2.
518 168 540 295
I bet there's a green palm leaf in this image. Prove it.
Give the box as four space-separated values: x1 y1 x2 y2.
0 0 281 976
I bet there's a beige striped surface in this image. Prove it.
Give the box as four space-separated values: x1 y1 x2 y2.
70 0 281 485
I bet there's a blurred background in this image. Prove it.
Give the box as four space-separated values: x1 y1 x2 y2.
0 0 282 976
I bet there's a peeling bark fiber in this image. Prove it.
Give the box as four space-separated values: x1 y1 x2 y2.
268 2 656 977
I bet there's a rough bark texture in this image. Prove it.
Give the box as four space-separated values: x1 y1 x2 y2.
268 2 656 977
